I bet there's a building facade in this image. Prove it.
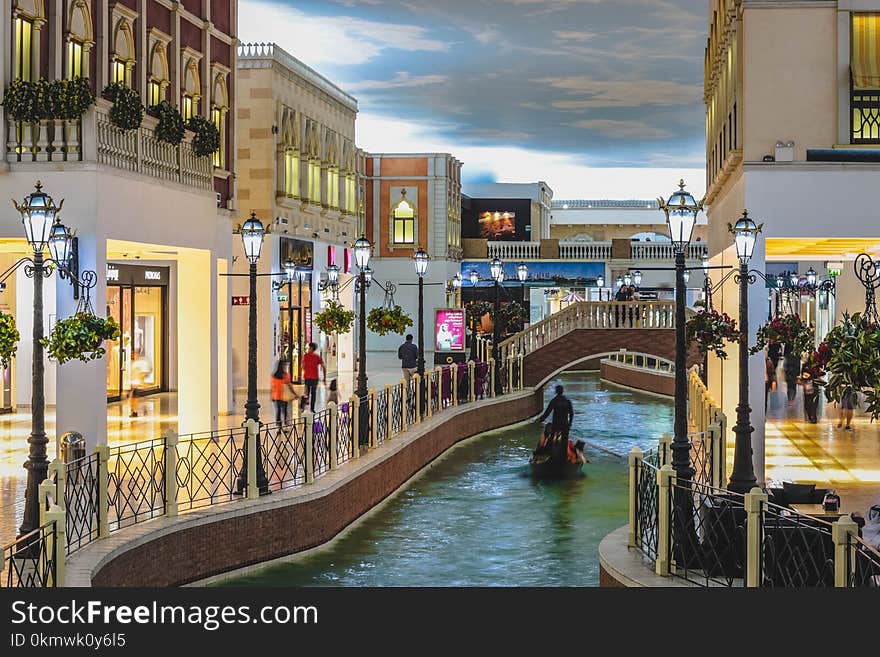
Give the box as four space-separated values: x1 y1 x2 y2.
704 0 880 482
363 153 463 371
0 0 238 446
234 42 361 390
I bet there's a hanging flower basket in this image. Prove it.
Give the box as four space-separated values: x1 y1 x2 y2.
466 301 492 324
498 302 526 330
821 312 880 419
315 300 355 335
148 100 186 145
41 313 121 364
187 115 220 157
0 312 20 369
102 82 144 131
685 308 743 360
367 305 413 336
751 313 813 356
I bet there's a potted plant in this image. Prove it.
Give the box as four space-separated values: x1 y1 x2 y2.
0 312 20 369
685 308 743 360
2 78 39 154
102 82 144 131
314 300 355 335
498 302 526 333
41 313 121 365
821 313 880 419
187 115 220 158
60 77 94 157
367 305 413 336
148 100 186 145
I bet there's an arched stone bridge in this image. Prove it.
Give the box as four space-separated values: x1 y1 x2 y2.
495 302 701 389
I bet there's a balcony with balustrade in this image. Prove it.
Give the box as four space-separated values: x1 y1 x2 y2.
483 239 707 262
4 100 214 192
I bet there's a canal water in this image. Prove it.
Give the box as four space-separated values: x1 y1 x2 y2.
221 373 672 587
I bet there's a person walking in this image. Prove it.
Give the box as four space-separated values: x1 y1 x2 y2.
398 334 419 381
783 346 801 405
301 342 325 413
765 353 777 412
270 359 295 423
837 390 858 431
798 367 820 423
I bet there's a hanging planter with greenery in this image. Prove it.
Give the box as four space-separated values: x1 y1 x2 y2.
466 301 492 324
685 308 743 360
314 300 355 335
0 312 20 369
498 302 526 330
41 313 121 365
820 312 880 418
367 305 413 336
2 78 40 122
60 77 95 120
187 115 220 157
149 100 186 145
750 313 814 356
102 82 144 131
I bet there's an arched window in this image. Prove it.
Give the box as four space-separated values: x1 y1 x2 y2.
66 0 93 79
181 56 201 120
13 0 45 81
211 70 229 168
284 149 300 197
391 189 416 245
110 15 135 86
147 34 170 106
345 173 356 214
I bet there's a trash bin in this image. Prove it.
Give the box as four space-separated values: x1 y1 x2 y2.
60 431 85 463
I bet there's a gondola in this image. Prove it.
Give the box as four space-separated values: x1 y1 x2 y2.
528 435 585 478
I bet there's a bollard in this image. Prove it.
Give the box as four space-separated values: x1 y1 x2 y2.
60 432 85 463
163 429 178 518
304 411 315 484
744 487 768 587
245 419 259 500
328 401 338 470
628 447 644 548
832 514 859 587
351 395 361 459
468 361 475 402
96 444 110 538
655 465 674 576
44 505 66 586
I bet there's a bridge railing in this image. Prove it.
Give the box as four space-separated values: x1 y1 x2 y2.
498 301 678 363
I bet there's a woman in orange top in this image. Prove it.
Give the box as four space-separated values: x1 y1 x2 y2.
270 359 295 423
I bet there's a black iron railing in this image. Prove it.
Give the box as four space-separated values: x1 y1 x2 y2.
337 401 354 465
634 453 660 562
64 453 99 554
846 534 880 587
1 520 58 587
176 427 247 512
375 389 388 445
761 502 834 588
851 89 880 144
312 410 331 477
107 438 165 531
390 384 403 435
262 420 307 491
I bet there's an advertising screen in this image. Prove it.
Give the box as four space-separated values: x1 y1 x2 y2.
435 309 465 352
477 211 516 240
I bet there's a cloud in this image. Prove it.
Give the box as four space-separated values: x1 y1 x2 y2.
572 119 671 139
356 112 704 198
238 0 448 68
554 31 597 42
345 72 449 91
541 77 702 108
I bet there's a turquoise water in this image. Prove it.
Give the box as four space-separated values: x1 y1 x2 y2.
221 373 672 587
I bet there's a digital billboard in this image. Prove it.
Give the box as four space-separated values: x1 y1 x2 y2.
435 309 465 352
477 211 516 240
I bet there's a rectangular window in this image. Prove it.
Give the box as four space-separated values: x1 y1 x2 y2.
112 59 127 86
182 95 195 121
148 81 161 107
284 151 300 197
851 14 880 143
308 160 321 203
393 206 415 245
345 175 356 214
211 107 224 168
327 168 339 208
14 17 33 81
67 41 84 79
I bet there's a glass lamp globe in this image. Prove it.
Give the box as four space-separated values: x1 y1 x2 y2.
240 212 265 264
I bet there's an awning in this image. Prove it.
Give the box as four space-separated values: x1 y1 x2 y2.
852 14 880 89
560 291 584 303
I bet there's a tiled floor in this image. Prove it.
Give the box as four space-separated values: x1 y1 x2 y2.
0 366 407 546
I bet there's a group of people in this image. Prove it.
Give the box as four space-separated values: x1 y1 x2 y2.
270 342 337 423
614 285 640 302
765 344 858 429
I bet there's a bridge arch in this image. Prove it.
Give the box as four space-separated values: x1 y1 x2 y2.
531 349 677 390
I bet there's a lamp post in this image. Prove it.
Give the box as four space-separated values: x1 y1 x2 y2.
490 257 504 394
452 272 462 308
623 273 633 288
657 179 703 486
238 212 269 495
469 269 479 361
414 246 429 377
596 274 605 301
728 210 761 493
517 262 528 330
632 270 642 288
294 263 310 382
354 237 371 400
701 254 713 384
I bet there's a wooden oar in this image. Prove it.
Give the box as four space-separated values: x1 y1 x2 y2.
570 434 624 459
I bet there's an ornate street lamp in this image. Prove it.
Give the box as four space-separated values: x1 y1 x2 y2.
353 236 372 445
235 212 269 496
615 276 623 289
469 270 479 287
517 262 529 329
596 274 605 288
413 246 429 377
490 257 504 394
805 267 817 287
658 179 703 551
683 269 690 285
632 270 642 287
728 210 762 493
624 273 633 287
327 263 340 287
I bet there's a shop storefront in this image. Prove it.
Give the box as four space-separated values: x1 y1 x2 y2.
105 264 169 401
278 238 313 382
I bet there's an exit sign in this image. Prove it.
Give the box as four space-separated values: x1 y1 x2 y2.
826 261 843 277
277 294 288 302
232 296 249 306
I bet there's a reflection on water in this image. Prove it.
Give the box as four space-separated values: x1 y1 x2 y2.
221 373 672 587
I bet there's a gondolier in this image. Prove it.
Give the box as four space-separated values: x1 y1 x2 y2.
537 384 574 439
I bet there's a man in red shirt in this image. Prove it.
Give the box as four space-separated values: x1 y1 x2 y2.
301 342 325 413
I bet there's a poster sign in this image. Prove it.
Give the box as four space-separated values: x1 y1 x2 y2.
435 309 465 352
